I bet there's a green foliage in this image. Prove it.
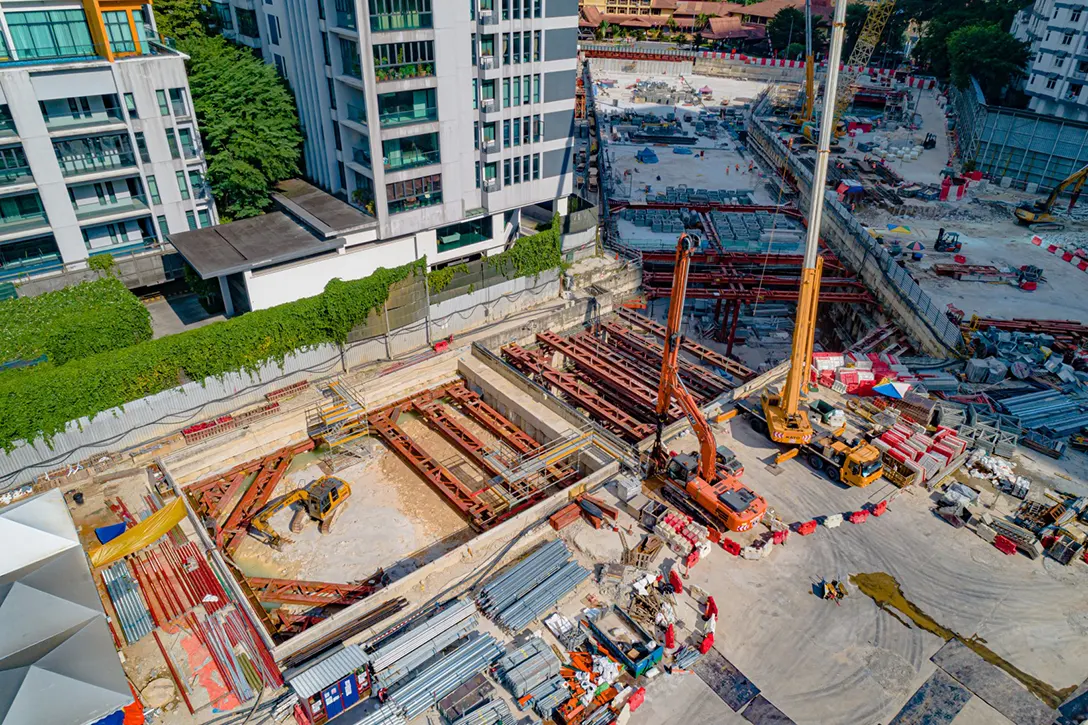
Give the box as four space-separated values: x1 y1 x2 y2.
947 23 1030 101
487 216 563 278
87 254 116 275
0 261 422 449
911 0 1032 79
179 36 303 221
0 278 151 368
152 0 209 42
426 264 469 294
785 42 806 60
766 8 805 53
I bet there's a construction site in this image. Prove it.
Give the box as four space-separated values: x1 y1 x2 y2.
5 5 1088 725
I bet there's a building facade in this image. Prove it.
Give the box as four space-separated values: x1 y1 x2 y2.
0 0 216 286
212 0 579 273
1013 0 1088 123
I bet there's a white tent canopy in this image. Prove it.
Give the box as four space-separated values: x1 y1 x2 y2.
0 490 131 725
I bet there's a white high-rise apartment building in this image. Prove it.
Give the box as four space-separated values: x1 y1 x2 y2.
210 0 579 268
0 0 216 288
1013 0 1088 122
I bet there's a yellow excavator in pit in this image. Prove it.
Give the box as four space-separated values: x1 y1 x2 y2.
1014 162 1088 229
248 476 351 550
738 0 883 488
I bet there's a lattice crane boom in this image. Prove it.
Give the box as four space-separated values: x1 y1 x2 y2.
832 0 896 131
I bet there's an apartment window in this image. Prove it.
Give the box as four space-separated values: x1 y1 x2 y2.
521 31 529 63
368 0 433 32
474 121 480 149
513 117 520 146
189 171 205 197
134 132 150 163
156 215 168 238
502 0 509 20
123 93 137 117
1072 10 1082 23
471 32 477 65
523 74 530 104
533 31 541 61
147 175 160 204
156 90 169 115
513 0 521 19
327 77 337 109
273 53 287 76
268 14 281 44
534 0 541 17
53 134 135 176
212 2 233 30
318 0 325 20
333 123 342 150
533 153 540 179
533 114 541 142
473 79 478 110
1047 77 1057 89
503 33 510 65
481 79 496 105
513 32 521 63
503 158 511 185
186 210 197 231
176 170 190 200
471 0 475 21
1071 83 1084 99
198 209 211 228
1062 32 1074 45
1079 60 1088 74
373 40 434 80
533 74 540 103
386 174 442 214
522 117 530 145
6 10 95 60
102 10 136 54
178 128 197 158
513 157 521 184
512 76 521 106
1055 56 1065 68
503 119 510 147
484 161 497 185
475 160 481 188
382 132 440 170
503 78 510 107
322 33 331 65
237 8 259 37
166 129 180 159
340 38 362 78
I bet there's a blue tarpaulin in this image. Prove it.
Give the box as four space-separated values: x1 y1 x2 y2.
95 522 128 544
636 148 659 164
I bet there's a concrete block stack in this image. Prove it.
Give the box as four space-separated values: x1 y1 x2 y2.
653 510 712 560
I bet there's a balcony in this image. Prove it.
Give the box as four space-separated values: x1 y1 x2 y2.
479 56 496 70
0 210 49 240
336 9 357 30
371 11 432 32
374 62 435 83
74 195 149 222
481 98 497 112
352 146 373 169
43 107 124 134
388 191 442 215
345 103 368 127
478 11 498 26
57 150 137 178
379 105 437 128
483 178 500 192
482 138 498 151
384 148 440 171
87 237 156 257
0 245 62 283
0 165 33 187
0 115 16 138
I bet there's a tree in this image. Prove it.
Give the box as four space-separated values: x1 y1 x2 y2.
947 23 1030 101
179 37 303 221
152 0 209 41
595 20 611 40
844 3 869 56
767 8 805 53
786 42 806 60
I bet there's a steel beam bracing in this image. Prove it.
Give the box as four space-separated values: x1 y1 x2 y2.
641 270 867 289
600 321 732 398
568 331 672 396
616 308 758 381
503 344 653 443
639 250 846 271
369 410 496 530
536 330 685 421
247 570 386 606
642 285 874 304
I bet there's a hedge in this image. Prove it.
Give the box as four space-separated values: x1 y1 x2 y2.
0 260 422 449
487 215 563 278
0 277 152 369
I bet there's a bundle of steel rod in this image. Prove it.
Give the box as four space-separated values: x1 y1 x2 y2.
477 540 591 632
101 560 154 644
371 600 479 690
220 607 283 687
389 632 505 720
127 540 229 625
672 645 702 670
450 699 514 725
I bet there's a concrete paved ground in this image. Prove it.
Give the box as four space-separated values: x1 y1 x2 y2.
146 293 225 338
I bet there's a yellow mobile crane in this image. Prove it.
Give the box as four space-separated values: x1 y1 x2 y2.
803 0 897 144
1014 162 1088 228
742 0 883 488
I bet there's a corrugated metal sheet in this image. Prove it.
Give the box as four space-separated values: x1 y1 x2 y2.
286 644 370 697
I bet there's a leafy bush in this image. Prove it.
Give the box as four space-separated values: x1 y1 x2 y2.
426 263 469 294
0 278 152 368
0 261 422 449
487 215 563 278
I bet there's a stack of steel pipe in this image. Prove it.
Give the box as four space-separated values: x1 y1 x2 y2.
493 560 590 632
375 616 479 689
672 645 702 670
476 539 570 614
529 675 569 717
499 642 561 697
371 600 475 668
450 699 513 725
102 560 155 644
352 703 407 725
390 632 503 720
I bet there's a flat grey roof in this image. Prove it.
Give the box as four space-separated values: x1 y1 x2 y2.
168 211 343 279
273 179 376 238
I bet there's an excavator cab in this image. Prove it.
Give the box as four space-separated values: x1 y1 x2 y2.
306 476 350 520
716 445 743 479
666 453 700 484
249 476 352 549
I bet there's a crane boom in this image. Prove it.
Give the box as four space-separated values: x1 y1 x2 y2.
831 0 896 134
763 0 849 445
656 234 718 482
801 0 816 123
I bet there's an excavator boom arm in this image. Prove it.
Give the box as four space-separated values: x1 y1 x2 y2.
1045 162 1088 212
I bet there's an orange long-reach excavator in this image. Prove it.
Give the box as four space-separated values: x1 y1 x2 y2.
653 233 767 533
